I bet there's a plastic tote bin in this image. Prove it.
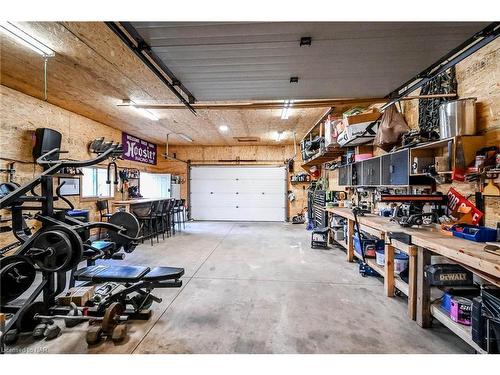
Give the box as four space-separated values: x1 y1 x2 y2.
353 234 384 259
375 249 409 273
452 225 497 242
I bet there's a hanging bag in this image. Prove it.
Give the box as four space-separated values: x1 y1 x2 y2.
374 104 410 151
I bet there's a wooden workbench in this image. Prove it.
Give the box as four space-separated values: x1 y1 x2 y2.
110 198 162 213
328 207 500 281
326 206 500 353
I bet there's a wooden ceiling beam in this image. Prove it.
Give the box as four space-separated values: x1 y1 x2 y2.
118 97 387 110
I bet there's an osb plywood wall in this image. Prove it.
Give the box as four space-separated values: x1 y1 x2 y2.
403 38 499 136
157 145 307 220
400 38 500 227
0 85 164 246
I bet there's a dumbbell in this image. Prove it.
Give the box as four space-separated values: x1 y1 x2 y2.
33 321 61 341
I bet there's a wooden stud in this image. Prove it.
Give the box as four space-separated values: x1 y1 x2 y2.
408 246 418 321
347 219 355 262
384 243 395 297
416 246 432 328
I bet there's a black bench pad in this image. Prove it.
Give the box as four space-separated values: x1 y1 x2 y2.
90 241 115 251
74 265 150 283
143 266 184 281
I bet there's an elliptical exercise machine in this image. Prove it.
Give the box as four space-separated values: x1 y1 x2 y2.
0 140 184 350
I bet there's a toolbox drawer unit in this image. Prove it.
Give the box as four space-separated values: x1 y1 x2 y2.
313 190 328 227
313 190 326 207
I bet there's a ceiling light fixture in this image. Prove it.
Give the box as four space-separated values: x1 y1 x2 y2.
275 131 284 142
219 125 229 132
281 100 293 120
0 22 55 58
122 99 159 121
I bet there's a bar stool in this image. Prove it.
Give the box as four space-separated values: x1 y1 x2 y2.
133 201 157 246
153 199 166 242
168 198 176 236
179 199 187 229
160 199 172 238
96 199 113 239
173 200 184 231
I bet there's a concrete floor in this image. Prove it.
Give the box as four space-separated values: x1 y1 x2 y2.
7 221 472 354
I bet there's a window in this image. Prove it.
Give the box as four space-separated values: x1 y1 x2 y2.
81 167 113 198
139 172 171 198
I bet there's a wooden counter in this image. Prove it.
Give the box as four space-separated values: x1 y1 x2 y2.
111 198 163 213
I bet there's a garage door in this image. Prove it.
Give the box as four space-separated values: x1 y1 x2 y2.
190 166 286 221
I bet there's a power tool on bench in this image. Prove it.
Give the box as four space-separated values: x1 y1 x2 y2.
380 194 446 228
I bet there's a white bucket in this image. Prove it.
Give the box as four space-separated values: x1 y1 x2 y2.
394 252 409 273
375 249 409 273
376 249 384 266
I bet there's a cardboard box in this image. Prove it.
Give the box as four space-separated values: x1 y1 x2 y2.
57 286 95 306
325 119 342 148
337 121 379 147
343 111 382 126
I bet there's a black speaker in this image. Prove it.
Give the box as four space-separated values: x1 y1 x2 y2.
32 128 62 161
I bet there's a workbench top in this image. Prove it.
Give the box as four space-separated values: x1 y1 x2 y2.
328 207 500 279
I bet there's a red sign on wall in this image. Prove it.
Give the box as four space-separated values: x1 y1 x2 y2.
446 188 483 225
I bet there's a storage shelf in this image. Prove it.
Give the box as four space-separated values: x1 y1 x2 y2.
330 231 348 250
394 276 409 296
430 302 486 354
410 171 452 176
355 256 410 296
365 258 384 276
301 149 345 169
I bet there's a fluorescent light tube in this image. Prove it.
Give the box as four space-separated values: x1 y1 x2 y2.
178 133 193 142
219 125 229 132
123 100 159 121
281 100 292 120
0 22 55 58
133 107 159 121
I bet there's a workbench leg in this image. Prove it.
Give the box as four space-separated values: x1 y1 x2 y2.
384 243 395 297
416 246 432 328
347 219 354 262
408 250 417 321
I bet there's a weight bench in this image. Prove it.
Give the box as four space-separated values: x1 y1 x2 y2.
72 264 184 318
74 264 184 284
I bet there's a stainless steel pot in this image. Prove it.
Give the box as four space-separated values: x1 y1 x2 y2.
439 98 477 138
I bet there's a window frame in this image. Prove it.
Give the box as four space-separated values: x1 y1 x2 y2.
80 166 114 199
139 172 171 199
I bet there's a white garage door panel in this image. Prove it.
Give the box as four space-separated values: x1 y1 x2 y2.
191 194 283 210
191 167 284 180
190 179 239 193
190 179 282 194
238 180 284 192
193 206 284 221
236 193 284 207
190 166 285 221
190 193 239 207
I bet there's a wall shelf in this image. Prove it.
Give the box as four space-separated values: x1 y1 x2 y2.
301 149 345 171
